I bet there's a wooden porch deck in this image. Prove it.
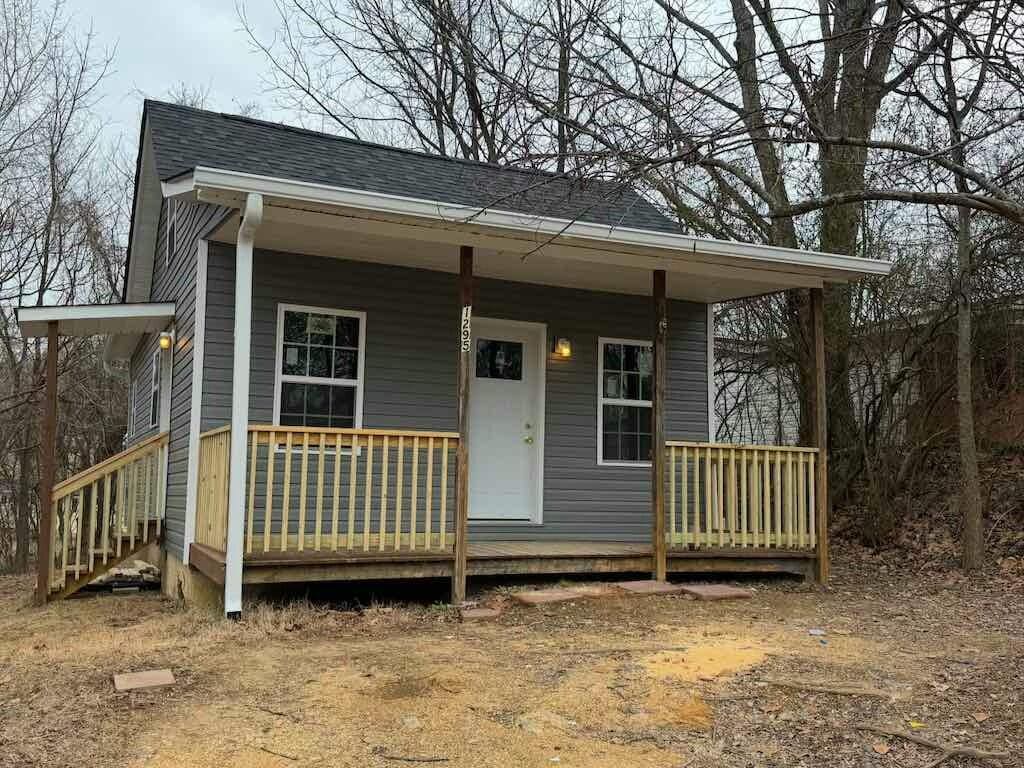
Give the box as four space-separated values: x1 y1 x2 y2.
189 539 814 586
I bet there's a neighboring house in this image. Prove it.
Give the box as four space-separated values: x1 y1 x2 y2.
18 102 890 614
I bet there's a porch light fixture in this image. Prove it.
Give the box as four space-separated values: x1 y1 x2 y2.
158 330 174 351
553 337 572 358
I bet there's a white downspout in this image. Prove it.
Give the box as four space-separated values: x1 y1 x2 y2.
224 193 262 617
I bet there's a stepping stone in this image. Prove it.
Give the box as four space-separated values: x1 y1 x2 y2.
512 588 585 606
460 607 502 622
113 668 175 692
615 580 686 596
679 584 753 601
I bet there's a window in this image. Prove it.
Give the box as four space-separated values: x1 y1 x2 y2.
128 377 138 437
476 339 523 380
165 199 177 268
149 349 161 428
274 305 365 428
598 338 653 465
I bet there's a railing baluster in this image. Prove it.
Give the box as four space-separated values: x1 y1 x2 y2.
739 449 747 547
331 434 342 551
87 481 98 571
680 446 688 547
280 432 293 552
668 445 676 546
297 432 310 552
347 434 358 550
395 436 405 552
315 431 327 551
246 430 258 554
363 435 374 551
264 431 276 552
410 436 419 551
425 437 434 551
101 474 112 564
808 453 817 549
439 438 449 550
751 450 759 549
692 446 701 547
379 435 389 551
60 496 70 586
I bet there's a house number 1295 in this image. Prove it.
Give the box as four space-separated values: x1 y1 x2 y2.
461 305 472 353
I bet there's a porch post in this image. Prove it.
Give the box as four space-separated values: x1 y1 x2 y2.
652 271 667 580
224 193 263 617
452 246 473 604
810 287 829 583
35 320 58 605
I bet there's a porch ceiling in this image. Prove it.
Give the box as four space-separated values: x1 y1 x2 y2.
209 203 830 303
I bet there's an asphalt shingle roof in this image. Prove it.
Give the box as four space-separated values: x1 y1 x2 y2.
144 100 678 233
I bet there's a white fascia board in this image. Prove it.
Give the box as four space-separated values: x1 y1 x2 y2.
17 302 176 338
182 166 892 280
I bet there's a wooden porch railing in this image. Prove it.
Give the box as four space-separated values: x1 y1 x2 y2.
46 431 168 593
195 425 231 550
665 442 818 551
193 426 461 555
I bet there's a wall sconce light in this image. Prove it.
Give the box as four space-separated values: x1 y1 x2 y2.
158 330 174 351
553 337 572 358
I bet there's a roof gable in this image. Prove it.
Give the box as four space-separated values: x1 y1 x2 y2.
144 100 678 234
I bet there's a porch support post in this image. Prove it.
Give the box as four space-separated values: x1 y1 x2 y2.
452 246 473 604
35 320 58 605
810 287 829 583
224 193 263 617
651 270 668 580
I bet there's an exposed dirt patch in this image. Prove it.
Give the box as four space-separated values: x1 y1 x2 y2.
0 551 1020 768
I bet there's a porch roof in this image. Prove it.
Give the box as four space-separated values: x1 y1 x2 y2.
16 302 175 360
134 101 892 304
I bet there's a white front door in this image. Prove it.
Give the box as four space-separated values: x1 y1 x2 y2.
468 318 545 522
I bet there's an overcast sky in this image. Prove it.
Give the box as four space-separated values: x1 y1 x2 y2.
70 0 291 145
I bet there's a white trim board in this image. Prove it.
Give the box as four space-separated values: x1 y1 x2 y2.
182 240 209 565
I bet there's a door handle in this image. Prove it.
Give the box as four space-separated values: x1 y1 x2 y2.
523 435 534 445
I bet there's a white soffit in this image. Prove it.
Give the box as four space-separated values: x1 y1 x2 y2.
17 303 175 337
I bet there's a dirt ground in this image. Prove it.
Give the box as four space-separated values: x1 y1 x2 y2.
0 549 1020 768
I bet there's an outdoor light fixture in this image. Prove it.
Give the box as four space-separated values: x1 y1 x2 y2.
159 331 174 351
553 337 572 358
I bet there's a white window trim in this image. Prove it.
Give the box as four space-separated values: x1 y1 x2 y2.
149 348 161 428
272 303 366 430
597 336 653 468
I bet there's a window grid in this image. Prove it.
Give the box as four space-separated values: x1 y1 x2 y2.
598 338 653 466
275 305 365 429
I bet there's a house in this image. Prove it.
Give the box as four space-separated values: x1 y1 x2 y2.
17 101 890 615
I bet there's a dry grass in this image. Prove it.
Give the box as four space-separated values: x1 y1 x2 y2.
0 552 1020 767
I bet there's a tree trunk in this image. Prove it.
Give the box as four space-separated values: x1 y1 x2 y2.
957 204 984 571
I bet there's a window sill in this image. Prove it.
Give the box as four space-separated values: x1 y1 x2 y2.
597 460 652 468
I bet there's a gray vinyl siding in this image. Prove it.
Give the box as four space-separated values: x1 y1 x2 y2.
127 199 227 558
202 245 709 543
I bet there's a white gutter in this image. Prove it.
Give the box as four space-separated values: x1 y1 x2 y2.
163 166 892 280
223 192 263 618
